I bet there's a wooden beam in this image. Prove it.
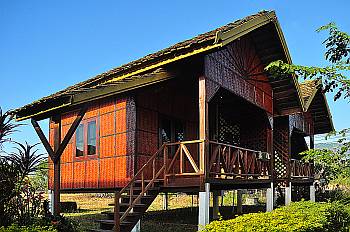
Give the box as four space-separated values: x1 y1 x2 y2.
54 106 87 162
198 75 209 188
31 118 55 160
53 119 61 215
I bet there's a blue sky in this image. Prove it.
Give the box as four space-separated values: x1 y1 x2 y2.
1 0 349 149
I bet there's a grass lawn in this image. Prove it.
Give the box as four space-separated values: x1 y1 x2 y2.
60 191 266 231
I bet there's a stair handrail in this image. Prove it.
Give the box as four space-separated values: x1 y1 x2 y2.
114 144 166 232
120 144 165 195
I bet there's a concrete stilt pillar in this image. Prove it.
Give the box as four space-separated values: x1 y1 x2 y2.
131 220 140 232
162 192 168 210
212 191 220 220
285 182 292 206
48 190 54 213
310 183 316 202
237 190 243 215
266 182 274 212
198 183 210 230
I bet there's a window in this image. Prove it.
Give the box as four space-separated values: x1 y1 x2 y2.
76 124 84 157
160 117 185 144
75 119 98 157
87 121 96 155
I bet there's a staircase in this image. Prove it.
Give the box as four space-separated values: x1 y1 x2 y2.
91 145 166 232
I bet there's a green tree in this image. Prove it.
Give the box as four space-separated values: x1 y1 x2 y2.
266 23 350 185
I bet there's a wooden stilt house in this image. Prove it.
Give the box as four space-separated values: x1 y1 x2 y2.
12 10 334 232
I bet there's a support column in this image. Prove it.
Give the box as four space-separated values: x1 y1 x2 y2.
310 135 315 149
131 220 140 232
48 190 54 213
237 190 243 215
266 182 274 212
162 193 168 210
198 75 209 179
53 119 61 215
198 183 210 230
285 182 292 206
310 183 316 202
212 191 220 220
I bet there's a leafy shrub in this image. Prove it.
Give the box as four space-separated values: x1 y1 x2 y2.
35 201 77 232
204 201 350 232
0 224 55 232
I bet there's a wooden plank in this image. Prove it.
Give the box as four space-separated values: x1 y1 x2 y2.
31 118 55 160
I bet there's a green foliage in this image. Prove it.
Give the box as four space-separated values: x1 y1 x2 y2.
204 201 350 232
0 224 55 232
266 23 350 101
0 143 46 226
29 159 48 191
0 107 19 149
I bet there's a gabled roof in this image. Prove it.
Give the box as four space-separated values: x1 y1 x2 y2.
299 80 334 134
13 10 303 121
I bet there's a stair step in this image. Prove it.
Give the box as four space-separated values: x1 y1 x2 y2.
102 211 142 216
121 195 154 199
108 202 148 207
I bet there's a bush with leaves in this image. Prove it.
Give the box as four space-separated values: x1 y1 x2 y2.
204 201 350 232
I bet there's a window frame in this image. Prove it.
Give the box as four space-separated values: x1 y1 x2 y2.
74 117 99 160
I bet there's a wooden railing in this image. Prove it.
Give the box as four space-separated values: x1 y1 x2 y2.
291 159 314 178
113 144 166 232
163 140 203 178
208 141 270 179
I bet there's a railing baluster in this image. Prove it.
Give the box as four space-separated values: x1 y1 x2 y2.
163 145 167 184
180 144 183 174
141 171 145 193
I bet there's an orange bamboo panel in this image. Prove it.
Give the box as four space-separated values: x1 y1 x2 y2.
85 104 99 119
115 156 128 186
49 128 54 147
116 133 127 156
100 112 115 136
116 109 127 133
116 98 127 110
100 99 115 114
48 163 53 190
73 161 85 188
61 163 73 189
99 157 115 188
100 135 116 158
85 159 99 188
61 111 77 125
61 143 73 163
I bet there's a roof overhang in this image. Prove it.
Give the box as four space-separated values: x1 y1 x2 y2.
306 88 334 134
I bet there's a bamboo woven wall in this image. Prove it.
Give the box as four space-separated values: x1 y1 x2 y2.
135 78 198 175
48 97 135 190
204 35 273 114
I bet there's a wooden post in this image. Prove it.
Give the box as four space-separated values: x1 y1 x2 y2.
310 134 314 149
114 191 120 232
199 76 209 183
237 190 243 215
53 118 61 215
